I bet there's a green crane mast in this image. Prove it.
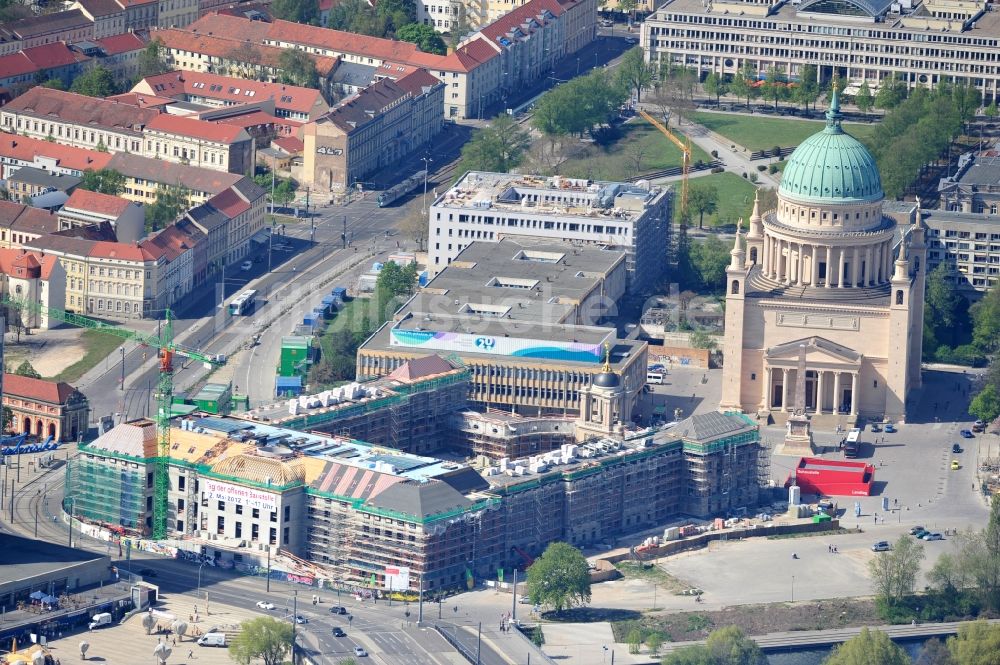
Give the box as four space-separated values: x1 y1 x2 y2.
3 297 222 539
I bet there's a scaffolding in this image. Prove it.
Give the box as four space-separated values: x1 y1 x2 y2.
65 453 148 532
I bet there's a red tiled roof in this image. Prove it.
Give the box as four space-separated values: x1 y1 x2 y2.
88 240 158 261
478 0 564 45
3 88 158 132
22 42 91 69
0 53 38 78
152 28 338 76
146 113 248 144
393 68 443 96
133 71 324 115
272 136 303 153
0 248 41 276
37 252 59 280
0 134 113 173
187 13 271 42
95 32 146 55
3 373 78 404
105 92 175 108
64 189 132 217
75 0 125 17
141 223 201 261
207 186 250 218
0 200 60 234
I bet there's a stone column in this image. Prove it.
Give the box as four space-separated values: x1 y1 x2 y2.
799 243 806 284
884 242 892 280
865 246 873 285
781 368 789 412
852 247 860 286
838 248 846 288
811 245 820 286
763 236 771 278
816 370 825 414
850 372 859 416
826 246 833 288
833 371 842 412
765 366 773 409
784 242 793 285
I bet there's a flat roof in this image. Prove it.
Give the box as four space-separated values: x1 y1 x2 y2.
920 210 1000 228
0 533 107 582
413 238 625 324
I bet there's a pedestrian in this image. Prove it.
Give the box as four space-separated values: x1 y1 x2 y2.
188 650 194 659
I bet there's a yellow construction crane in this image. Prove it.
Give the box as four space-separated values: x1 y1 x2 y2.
638 109 692 220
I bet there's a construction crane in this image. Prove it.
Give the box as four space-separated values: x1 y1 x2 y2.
638 109 692 220
2 297 222 539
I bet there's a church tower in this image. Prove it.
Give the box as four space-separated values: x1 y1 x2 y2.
720 221 747 412
576 343 627 440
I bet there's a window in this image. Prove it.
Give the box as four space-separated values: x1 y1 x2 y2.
235 504 243 515
217 500 225 511
270 511 277 523
178 475 185 490
217 516 225 534
283 505 290 522
252 508 260 519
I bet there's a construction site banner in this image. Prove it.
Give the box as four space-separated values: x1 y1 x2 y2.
384 566 410 590
203 479 278 512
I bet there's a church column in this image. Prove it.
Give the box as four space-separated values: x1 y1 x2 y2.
783 241 792 285
799 243 807 284
826 246 833 287
838 248 846 288
852 247 860 286
873 243 882 283
850 371 859 417
833 371 842 412
884 241 892 281
865 246 873 285
762 236 771 277
811 244 820 286
765 366 774 409
781 368 789 412
816 370 825 414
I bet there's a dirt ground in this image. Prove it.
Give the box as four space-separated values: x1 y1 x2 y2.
613 598 882 642
5 328 87 377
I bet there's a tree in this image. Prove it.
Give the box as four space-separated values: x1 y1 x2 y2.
2 406 12 433
762 66 787 109
457 114 531 174
646 632 664 657
398 207 427 251
662 645 715 665
706 626 766 665
70 66 119 97
730 62 758 107
971 283 1000 355
227 617 293 665
689 330 717 350
855 82 874 114
137 38 171 78
823 628 909 665
0 0 32 22
14 360 41 378
985 101 999 119
688 235 730 292
947 620 1000 665
795 64 820 110
875 73 906 112
688 184 719 229
396 23 447 55
924 264 971 355
618 46 653 103
447 6 473 48
278 49 320 89
703 72 727 104
147 184 191 232
970 383 1000 425
625 142 648 177
627 628 642 654
39 78 66 90
867 535 924 607
527 136 583 175
525 541 591 613
270 0 319 24
226 42 265 80
928 552 968 594
915 638 956 665
79 168 125 196
374 260 417 321
952 80 982 125
274 180 297 208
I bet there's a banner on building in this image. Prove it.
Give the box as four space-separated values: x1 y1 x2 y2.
203 479 277 512
383 566 410 590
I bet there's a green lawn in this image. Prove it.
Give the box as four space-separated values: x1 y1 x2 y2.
687 172 759 229
689 111 879 152
48 329 125 383
560 121 714 182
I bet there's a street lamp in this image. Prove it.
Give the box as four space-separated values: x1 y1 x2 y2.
197 561 206 594
420 156 433 214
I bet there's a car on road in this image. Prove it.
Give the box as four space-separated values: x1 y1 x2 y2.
332 627 346 637
240 260 253 271
953 444 963 454
951 460 961 470
973 420 986 432
914 529 930 539
256 601 275 610
884 424 896 433
138 568 157 577
330 606 348 615
909 526 925 535
870 423 881 433
960 429 974 438
625 37 638 44
518 596 533 604
871 541 891 552
295 615 307 624
922 533 944 541
599 19 613 26
354 646 368 657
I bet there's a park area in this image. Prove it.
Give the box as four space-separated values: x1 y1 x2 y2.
686 172 759 228
689 111 879 152
560 121 713 182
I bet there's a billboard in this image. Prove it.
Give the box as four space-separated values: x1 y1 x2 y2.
389 328 610 363
384 566 410 591
202 479 278 512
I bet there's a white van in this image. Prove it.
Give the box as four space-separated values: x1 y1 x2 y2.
88 613 112 630
197 633 226 647
646 372 664 385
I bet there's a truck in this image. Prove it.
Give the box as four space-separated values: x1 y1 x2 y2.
197 633 227 647
376 170 426 208
88 613 113 630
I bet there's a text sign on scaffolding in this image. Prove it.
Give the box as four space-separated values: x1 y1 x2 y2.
203 479 278 512
384 566 410 590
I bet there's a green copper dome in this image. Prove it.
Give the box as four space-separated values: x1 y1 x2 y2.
778 91 883 203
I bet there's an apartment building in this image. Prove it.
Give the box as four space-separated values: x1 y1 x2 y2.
302 70 444 192
1 88 254 175
71 0 127 39
158 0 199 27
428 171 673 294
131 71 330 121
120 0 160 30
205 179 268 265
418 0 464 31
1 10 93 51
58 189 145 244
94 32 149 81
642 0 1000 101
920 209 1000 293
106 152 247 206
0 42 91 92
939 151 1000 215
0 249 65 330
0 135 113 180
5 167 81 205
0 201 61 250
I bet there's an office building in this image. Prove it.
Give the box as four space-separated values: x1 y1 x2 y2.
428 171 672 294
919 208 1000 293
642 0 1000 101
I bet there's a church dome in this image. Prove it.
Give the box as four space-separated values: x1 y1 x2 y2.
593 371 620 388
778 92 882 204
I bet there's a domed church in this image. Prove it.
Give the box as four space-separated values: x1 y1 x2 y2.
719 91 925 423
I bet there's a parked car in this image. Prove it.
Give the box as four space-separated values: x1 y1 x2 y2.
354 646 368 657
909 526 925 535
332 627 346 637
884 424 896 433
973 420 986 432
295 615 307 624
952 444 963 454
330 606 348 615
951 460 961 470
138 568 157 577
871 541 891 552
914 529 930 539
870 423 881 433
923 533 944 541
256 601 275 610
240 260 253 271
960 429 974 438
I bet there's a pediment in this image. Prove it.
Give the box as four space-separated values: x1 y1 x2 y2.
765 336 862 364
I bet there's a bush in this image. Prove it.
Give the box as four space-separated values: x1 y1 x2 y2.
749 173 759 183
757 164 767 172
711 149 719 158
771 145 782 157
742 172 748 179
768 164 779 174
711 166 725 174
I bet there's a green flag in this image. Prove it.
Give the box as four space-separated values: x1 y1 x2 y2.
497 569 504 583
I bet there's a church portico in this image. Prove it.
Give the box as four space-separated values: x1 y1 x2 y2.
761 337 863 416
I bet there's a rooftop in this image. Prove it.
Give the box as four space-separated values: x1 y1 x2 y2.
6 166 81 191
919 209 1000 228
3 373 80 404
6 9 90 39
3 87 158 133
0 200 60 234
133 71 325 115
0 134 113 173
106 152 244 194
434 171 667 222
145 113 249 144
0 533 106 583
63 188 133 217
